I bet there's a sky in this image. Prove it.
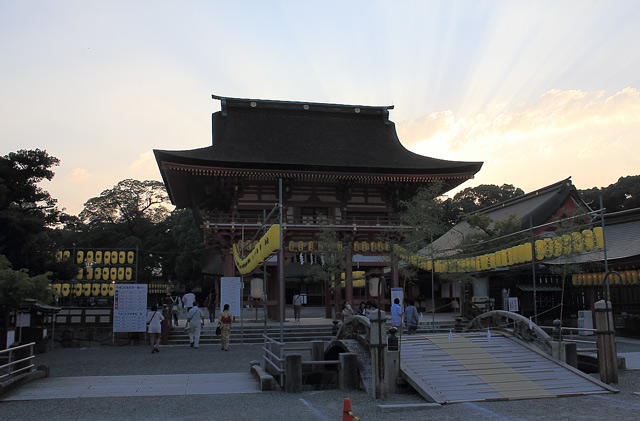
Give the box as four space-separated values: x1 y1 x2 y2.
2 1 639 215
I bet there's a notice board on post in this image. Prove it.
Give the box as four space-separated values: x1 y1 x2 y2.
113 284 148 333
220 277 242 317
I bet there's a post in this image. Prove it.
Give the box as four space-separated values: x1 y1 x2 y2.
339 353 359 390
594 299 618 384
311 340 324 372
369 309 388 398
285 353 302 393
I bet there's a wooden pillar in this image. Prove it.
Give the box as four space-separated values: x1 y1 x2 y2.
595 299 618 384
266 266 282 321
223 249 235 277
391 261 399 288
325 280 332 318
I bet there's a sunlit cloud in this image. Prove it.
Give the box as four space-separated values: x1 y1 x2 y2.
398 88 640 192
129 151 162 181
66 168 90 183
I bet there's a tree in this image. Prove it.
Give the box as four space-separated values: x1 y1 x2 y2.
444 184 525 225
305 224 351 317
397 182 448 251
0 149 61 273
0 255 52 309
79 179 171 237
152 208 203 287
579 175 640 213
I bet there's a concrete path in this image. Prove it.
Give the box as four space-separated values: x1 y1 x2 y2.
2 372 260 401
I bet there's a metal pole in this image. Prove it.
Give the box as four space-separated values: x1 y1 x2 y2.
530 217 538 324
600 196 611 302
430 234 435 333
279 178 284 343
241 225 245 345
262 212 268 336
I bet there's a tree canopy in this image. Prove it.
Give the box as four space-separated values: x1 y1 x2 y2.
0 149 61 274
579 175 640 213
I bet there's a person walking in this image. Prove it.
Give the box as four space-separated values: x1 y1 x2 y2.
146 304 164 353
182 290 196 313
404 299 420 335
169 294 180 326
219 304 233 351
292 291 303 321
391 297 403 329
204 288 217 323
186 301 205 348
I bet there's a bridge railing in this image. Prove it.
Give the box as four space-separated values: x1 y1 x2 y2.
0 342 35 381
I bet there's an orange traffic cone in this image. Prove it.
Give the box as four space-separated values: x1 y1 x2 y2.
342 398 359 421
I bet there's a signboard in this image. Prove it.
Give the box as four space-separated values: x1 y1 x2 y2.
390 287 404 309
220 277 242 317
508 297 519 313
113 284 147 332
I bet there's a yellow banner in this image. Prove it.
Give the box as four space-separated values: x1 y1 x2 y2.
233 224 281 275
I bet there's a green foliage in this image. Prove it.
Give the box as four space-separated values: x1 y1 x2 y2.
305 224 350 286
444 184 525 225
397 182 447 250
0 149 62 274
462 214 526 254
579 175 640 212
0 255 52 308
79 179 171 236
157 208 204 287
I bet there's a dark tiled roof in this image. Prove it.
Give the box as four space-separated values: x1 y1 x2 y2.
154 96 483 175
429 178 586 255
548 209 640 265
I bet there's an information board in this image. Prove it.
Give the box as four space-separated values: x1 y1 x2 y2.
508 297 519 313
113 284 147 332
220 277 242 317
390 287 404 309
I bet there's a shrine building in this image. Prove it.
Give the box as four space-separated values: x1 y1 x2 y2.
154 95 483 320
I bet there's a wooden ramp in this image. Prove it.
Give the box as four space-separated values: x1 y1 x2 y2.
400 332 617 404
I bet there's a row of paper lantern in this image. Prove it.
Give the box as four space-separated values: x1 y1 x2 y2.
393 227 604 273
233 224 281 275
75 266 134 281
51 283 115 297
330 271 367 288
56 250 136 265
572 270 640 286
285 240 391 253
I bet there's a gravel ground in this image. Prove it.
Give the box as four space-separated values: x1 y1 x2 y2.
2 342 640 420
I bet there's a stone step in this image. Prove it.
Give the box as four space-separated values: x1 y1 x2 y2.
168 325 335 345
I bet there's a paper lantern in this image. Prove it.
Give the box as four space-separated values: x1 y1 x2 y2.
594 227 604 249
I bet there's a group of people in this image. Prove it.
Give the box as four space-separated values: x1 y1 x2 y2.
146 289 233 353
391 298 421 335
341 298 421 335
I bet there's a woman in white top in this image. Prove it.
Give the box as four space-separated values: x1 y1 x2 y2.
146 304 164 353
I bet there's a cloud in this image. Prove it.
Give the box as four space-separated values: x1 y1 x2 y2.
129 151 162 181
397 88 640 192
66 168 90 183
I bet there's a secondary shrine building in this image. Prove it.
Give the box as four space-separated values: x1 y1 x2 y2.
154 95 482 320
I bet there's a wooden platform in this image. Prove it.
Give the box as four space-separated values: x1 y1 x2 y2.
400 332 617 404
